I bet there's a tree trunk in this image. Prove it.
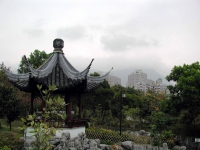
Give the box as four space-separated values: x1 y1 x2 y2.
9 121 11 131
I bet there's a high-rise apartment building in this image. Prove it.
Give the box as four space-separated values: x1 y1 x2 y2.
106 75 121 86
96 71 121 87
127 70 168 93
127 70 147 88
135 82 148 92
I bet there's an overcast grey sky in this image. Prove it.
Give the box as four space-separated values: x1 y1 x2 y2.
0 0 200 78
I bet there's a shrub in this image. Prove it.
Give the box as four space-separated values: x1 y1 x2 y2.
170 123 200 137
0 146 11 150
21 85 66 150
0 131 23 150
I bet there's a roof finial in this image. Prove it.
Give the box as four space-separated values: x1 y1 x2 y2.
53 38 64 53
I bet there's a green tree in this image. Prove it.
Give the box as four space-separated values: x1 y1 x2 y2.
89 72 100 77
0 70 21 130
18 49 51 73
6 98 20 131
151 111 170 132
123 106 140 129
0 83 20 130
82 72 114 125
166 62 200 125
110 84 125 118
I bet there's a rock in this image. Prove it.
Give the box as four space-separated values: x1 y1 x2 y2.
84 143 90 149
69 148 77 150
121 141 134 150
171 145 180 150
162 143 168 150
89 148 101 150
139 130 146 135
146 145 153 150
62 131 71 140
78 132 86 141
99 144 110 150
180 146 186 150
90 140 98 148
72 137 80 147
153 146 158 150
110 144 123 150
134 131 140 136
95 139 101 147
49 136 60 146
84 138 89 144
147 133 151 136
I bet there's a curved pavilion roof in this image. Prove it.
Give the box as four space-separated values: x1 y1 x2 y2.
2 38 112 94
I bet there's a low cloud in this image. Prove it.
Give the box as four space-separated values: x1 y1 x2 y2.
57 25 86 40
24 29 44 38
100 34 158 51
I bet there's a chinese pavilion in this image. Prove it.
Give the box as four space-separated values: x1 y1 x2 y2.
2 38 112 127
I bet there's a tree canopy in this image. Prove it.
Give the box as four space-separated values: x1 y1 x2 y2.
0 71 20 130
166 62 200 124
90 72 100 77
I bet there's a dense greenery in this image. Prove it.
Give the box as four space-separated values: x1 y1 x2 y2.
0 70 21 130
82 62 200 139
166 62 200 125
0 122 24 150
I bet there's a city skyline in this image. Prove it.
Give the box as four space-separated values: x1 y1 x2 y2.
103 68 170 87
0 1 199 79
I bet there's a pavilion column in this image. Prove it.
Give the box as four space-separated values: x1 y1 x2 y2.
30 92 34 115
78 94 82 118
65 92 71 122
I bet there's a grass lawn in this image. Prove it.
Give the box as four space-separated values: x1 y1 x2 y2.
0 120 24 149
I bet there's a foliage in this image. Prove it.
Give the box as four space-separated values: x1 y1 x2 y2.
150 125 161 146
18 92 32 117
89 72 100 77
82 82 170 132
21 85 66 150
123 106 140 129
0 131 23 150
161 130 175 148
0 146 10 150
0 73 21 130
150 125 175 148
18 49 51 73
124 106 140 121
82 78 114 125
151 111 170 132
171 123 200 137
5 99 21 131
166 62 200 125
110 85 125 119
